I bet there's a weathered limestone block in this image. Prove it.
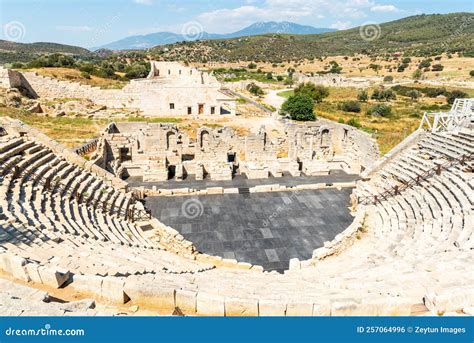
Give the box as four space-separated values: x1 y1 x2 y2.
24 262 43 284
196 293 225 316
37 266 70 288
302 160 330 176
244 162 269 179
225 297 259 316
175 289 197 314
331 299 378 316
259 299 287 316
375 298 412 316
124 281 175 312
101 277 128 304
312 302 331 316
72 274 103 297
286 301 314 316
0 254 30 282
60 299 96 313
195 164 204 181
207 187 223 195
424 288 474 314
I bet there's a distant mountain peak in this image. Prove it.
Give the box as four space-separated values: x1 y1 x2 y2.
92 21 336 51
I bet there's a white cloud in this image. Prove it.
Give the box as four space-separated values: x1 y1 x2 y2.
370 4 398 12
195 0 380 33
330 21 352 30
56 25 94 32
133 0 153 5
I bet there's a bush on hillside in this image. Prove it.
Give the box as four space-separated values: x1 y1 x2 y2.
341 101 361 113
367 104 392 117
281 93 316 121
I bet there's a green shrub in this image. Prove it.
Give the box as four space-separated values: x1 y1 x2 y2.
281 93 316 121
412 69 423 80
347 118 361 128
11 62 24 69
357 89 369 102
246 82 264 97
469 70 474 77
341 101 361 113
383 75 394 82
446 90 468 104
431 64 444 72
80 71 91 79
418 59 432 69
294 82 329 103
407 89 421 101
367 104 392 117
371 88 396 101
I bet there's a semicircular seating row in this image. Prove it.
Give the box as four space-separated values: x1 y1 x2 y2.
0 125 473 316
0 133 213 276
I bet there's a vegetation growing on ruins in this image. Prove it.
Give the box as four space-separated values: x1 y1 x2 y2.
11 53 151 84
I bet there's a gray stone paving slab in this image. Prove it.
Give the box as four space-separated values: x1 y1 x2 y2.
146 188 354 273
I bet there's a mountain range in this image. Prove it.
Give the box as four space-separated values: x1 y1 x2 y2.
92 21 336 51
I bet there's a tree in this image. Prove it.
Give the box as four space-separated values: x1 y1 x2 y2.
246 82 264 97
294 82 329 103
341 101 361 113
369 64 382 74
357 89 369 102
284 76 294 86
407 90 421 101
371 88 396 101
431 64 444 72
412 69 423 80
418 59 432 69
347 118 361 128
328 61 342 74
367 104 392 117
281 93 316 121
446 90 468 104
124 64 148 79
470 70 474 77
276 75 284 81
266 72 273 80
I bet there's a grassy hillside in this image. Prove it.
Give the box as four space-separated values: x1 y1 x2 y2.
0 40 91 64
152 13 474 62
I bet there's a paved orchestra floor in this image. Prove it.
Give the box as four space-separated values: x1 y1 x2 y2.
146 187 354 273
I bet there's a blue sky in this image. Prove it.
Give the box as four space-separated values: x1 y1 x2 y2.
0 0 473 48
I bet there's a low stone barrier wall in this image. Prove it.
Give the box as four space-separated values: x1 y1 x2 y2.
289 206 367 271
136 181 356 197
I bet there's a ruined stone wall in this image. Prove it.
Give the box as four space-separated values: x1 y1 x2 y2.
21 72 136 108
294 73 370 88
20 68 236 116
98 119 379 181
285 120 379 174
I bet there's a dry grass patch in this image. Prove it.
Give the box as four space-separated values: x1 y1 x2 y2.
25 67 127 89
